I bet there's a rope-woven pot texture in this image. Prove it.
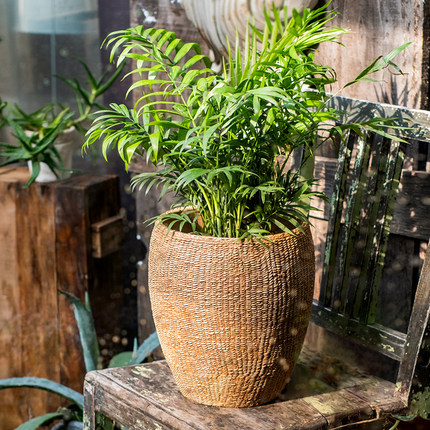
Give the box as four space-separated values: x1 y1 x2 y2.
149 215 315 407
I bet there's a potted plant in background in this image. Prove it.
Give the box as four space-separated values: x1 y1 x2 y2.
0 105 73 185
0 60 124 187
84 3 409 407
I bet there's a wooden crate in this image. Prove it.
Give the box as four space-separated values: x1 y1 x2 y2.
0 167 123 430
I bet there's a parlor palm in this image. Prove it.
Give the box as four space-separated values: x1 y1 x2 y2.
85 3 409 239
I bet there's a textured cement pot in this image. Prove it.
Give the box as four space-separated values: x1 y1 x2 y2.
148 215 315 407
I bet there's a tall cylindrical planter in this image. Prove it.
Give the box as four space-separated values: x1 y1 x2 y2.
149 216 315 407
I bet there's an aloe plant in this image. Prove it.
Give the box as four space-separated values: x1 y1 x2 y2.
0 108 72 187
0 292 160 430
0 97 7 129
0 60 125 186
84 3 409 239
56 59 126 135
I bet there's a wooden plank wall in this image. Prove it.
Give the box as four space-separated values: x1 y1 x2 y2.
314 0 426 110
0 168 123 429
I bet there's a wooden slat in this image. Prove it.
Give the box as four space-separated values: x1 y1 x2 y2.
302 389 374 428
319 131 355 307
309 156 337 220
327 96 430 140
310 219 328 300
332 134 370 312
365 141 406 323
311 302 406 361
346 379 406 412
341 134 385 316
353 139 405 322
85 361 327 430
0 169 28 428
15 180 61 417
396 240 430 401
391 171 430 240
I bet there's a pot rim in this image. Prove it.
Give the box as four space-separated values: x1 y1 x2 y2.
153 207 311 244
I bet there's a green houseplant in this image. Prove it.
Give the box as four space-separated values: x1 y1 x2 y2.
0 60 124 187
84 3 409 407
0 105 74 186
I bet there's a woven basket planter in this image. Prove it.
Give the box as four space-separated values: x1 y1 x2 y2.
148 215 315 407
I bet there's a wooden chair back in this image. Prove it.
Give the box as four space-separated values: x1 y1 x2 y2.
309 96 430 402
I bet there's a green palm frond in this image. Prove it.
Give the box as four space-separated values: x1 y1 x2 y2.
85 2 409 239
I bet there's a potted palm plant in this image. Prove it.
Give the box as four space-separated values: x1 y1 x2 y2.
84 3 409 407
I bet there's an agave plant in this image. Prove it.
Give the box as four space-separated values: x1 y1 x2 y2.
0 292 160 430
84 3 409 239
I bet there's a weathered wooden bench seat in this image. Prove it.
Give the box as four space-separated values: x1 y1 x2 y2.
84 346 406 429
84 97 430 429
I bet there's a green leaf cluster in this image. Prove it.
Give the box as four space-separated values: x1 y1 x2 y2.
0 107 72 187
85 2 409 239
55 59 125 135
0 60 124 187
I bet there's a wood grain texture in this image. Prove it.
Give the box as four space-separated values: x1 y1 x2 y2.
91 214 124 258
346 378 406 412
84 349 406 429
302 389 374 428
15 177 61 417
0 169 124 429
0 168 30 429
55 174 123 388
85 360 327 430
391 171 430 240
314 0 424 109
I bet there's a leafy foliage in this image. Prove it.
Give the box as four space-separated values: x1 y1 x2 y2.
0 377 84 407
15 412 70 430
55 59 126 135
0 60 124 186
60 291 100 372
0 108 72 187
85 3 409 239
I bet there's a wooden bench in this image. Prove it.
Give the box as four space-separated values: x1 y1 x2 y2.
83 97 430 429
